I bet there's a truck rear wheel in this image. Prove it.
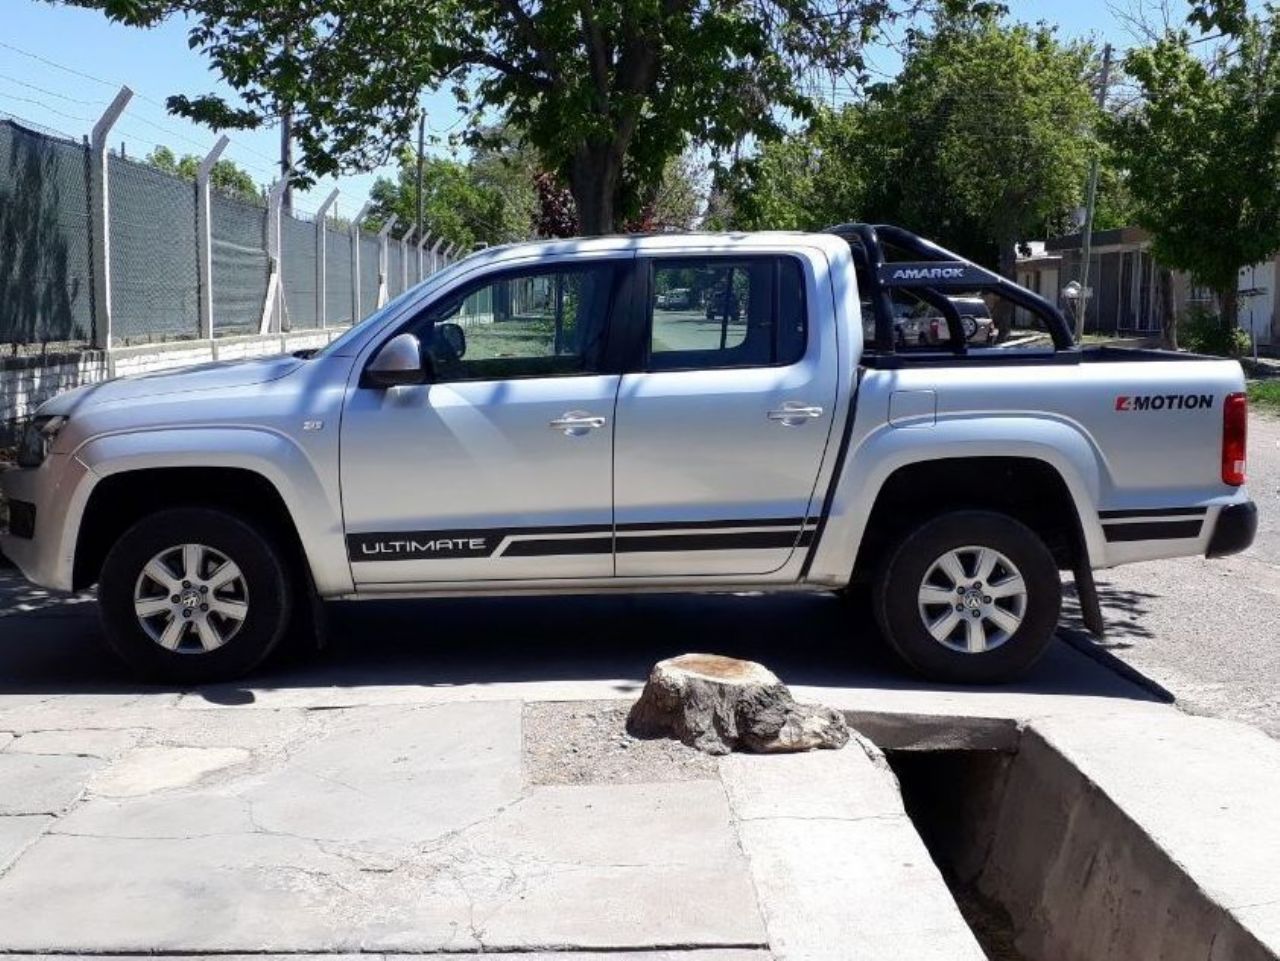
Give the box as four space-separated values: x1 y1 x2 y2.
98 507 292 684
872 510 1060 683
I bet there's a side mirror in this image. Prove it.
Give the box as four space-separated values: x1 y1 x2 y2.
436 321 467 359
366 332 428 387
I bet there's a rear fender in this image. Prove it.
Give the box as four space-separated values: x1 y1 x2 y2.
806 416 1105 585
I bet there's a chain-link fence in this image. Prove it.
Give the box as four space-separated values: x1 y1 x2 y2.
1 113 456 352
281 210 319 330
0 119 94 350
110 154 200 342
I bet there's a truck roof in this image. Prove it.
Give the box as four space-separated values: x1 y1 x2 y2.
454 231 851 269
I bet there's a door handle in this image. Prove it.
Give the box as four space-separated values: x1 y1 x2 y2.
549 411 607 436
767 403 824 426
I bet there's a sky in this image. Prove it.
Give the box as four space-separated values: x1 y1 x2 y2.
0 0 1194 214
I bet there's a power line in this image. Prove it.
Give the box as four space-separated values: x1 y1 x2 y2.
0 72 109 108
0 89 96 127
0 36 282 173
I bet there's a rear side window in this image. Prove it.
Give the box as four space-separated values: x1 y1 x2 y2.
647 256 806 371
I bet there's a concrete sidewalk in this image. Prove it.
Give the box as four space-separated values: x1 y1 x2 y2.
4 578 1270 959
0 692 990 959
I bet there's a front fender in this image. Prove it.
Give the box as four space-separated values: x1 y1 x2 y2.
806 414 1108 585
72 426 353 596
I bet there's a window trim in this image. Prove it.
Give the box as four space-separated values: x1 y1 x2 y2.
638 253 810 374
366 258 630 385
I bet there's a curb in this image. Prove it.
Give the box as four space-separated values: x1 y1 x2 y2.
1056 627 1175 703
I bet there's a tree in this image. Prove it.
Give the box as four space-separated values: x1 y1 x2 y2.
723 15 1098 339
144 145 261 202
721 104 883 231
1109 9 1280 329
879 17 1097 335
367 146 532 252
66 0 990 235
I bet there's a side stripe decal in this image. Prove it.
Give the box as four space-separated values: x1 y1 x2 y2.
348 518 814 562
1098 506 1207 520
1102 519 1203 542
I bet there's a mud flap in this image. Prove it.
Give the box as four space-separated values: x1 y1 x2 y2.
1072 559 1106 639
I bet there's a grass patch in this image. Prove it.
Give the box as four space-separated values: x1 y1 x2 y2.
1247 379 1280 413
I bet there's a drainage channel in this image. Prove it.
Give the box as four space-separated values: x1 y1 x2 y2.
887 747 1029 961
856 716 1276 961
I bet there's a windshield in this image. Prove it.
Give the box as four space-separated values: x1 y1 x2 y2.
312 257 477 357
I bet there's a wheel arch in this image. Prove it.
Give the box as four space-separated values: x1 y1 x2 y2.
849 455 1090 584
71 428 352 595
804 419 1106 587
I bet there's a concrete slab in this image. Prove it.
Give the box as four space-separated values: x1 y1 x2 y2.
0 815 50 871
0 700 764 954
0 753 100 815
90 745 251 796
6 728 139 758
721 744 985 961
0 732 13 751
450 781 766 952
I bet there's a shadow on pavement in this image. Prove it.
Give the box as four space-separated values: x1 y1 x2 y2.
0 566 1168 706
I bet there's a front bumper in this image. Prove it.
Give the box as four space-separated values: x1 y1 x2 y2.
0 455 94 591
1206 500 1258 558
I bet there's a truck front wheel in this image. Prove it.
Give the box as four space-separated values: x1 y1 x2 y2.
98 507 292 684
872 511 1061 684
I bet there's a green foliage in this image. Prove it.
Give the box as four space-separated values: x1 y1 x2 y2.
366 139 535 252
1179 307 1252 356
144 145 260 202
1246 377 1280 412
1108 9 1280 323
725 16 1097 273
60 0 984 234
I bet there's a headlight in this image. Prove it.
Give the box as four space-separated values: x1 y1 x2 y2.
16 415 68 468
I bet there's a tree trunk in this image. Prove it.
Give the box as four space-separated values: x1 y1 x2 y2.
1219 285 1239 331
994 238 1018 342
569 143 621 236
627 653 850 756
1159 267 1178 351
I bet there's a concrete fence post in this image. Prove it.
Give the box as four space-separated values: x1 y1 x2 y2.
259 178 288 335
430 237 445 275
376 215 398 308
314 189 339 329
417 231 432 281
89 86 133 350
196 135 229 342
398 225 415 295
350 202 372 322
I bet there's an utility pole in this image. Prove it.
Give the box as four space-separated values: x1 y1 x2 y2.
280 106 294 215
1075 42 1113 342
415 113 426 242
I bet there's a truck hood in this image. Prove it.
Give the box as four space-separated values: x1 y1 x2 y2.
37 355 304 416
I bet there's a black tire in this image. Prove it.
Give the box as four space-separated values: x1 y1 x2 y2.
98 507 292 684
872 510 1060 684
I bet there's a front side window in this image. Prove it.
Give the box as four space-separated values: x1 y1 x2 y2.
411 262 621 380
648 257 807 371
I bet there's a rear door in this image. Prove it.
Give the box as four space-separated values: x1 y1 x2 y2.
612 250 841 576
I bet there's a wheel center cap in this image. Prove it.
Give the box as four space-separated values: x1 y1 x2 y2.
180 588 202 608
964 592 983 610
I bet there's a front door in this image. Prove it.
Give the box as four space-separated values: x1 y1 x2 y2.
612 252 839 576
341 259 628 586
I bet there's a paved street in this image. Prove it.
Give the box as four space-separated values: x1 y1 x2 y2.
1068 411 1280 737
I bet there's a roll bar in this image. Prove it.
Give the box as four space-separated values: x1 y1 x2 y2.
824 223 1076 352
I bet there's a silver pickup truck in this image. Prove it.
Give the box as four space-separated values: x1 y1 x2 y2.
1 224 1257 685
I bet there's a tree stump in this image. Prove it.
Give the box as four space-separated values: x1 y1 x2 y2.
626 653 850 756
